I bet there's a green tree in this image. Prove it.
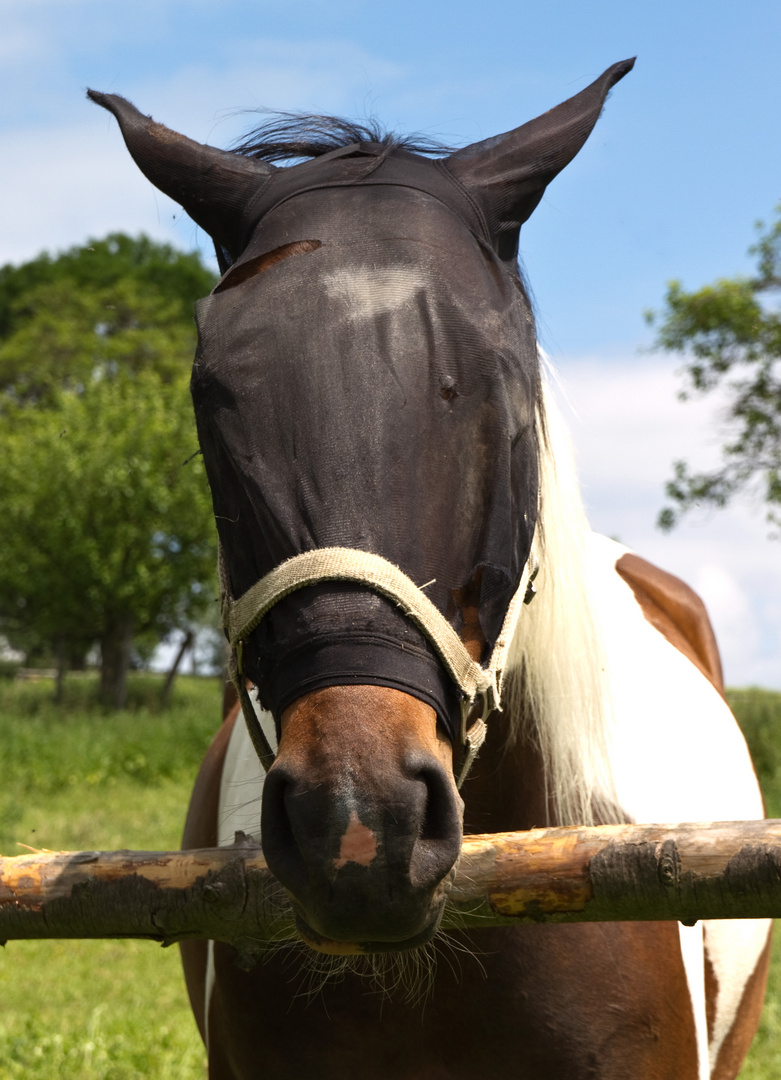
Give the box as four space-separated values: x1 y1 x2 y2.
0 233 212 341
647 206 781 534
0 235 218 707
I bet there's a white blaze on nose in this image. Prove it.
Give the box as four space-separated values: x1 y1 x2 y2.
334 810 378 870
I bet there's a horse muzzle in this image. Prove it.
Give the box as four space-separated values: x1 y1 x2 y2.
259 686 464 952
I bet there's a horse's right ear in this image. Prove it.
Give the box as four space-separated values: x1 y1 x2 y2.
445 58 634 262
88 90 275 260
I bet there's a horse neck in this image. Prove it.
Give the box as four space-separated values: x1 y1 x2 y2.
465 368 620 830
461 697 552 833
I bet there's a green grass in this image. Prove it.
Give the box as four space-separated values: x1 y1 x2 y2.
741 931 781 1079
0 673 219 1079
1 677 780 1076
0 941 204 1079
728 688 781 819
726 688 781 1079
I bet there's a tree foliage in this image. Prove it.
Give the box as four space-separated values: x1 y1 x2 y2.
0 235 218 706
647 206 781 534
0 233 211 340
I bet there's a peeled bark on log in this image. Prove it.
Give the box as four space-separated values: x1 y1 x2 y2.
1 821 779 963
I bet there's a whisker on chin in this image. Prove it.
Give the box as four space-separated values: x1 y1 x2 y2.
237 890 489 1007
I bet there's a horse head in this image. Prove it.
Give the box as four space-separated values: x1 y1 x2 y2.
91 59 633 953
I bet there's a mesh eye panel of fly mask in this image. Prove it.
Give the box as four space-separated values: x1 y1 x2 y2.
88 59 634 771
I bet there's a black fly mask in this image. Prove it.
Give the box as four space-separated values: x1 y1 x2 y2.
192 177 539 739
90 59 633 746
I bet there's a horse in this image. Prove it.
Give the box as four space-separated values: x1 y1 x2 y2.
91 59 770 1078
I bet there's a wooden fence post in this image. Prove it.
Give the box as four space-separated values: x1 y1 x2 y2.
1 821 779 965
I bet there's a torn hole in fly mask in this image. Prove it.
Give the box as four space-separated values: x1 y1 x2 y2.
214 239 323 293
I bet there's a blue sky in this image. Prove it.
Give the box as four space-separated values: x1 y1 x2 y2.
2 0 780 685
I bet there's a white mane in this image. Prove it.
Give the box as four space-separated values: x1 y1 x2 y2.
504 362 619 826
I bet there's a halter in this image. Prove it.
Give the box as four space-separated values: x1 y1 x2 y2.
219 545 537 787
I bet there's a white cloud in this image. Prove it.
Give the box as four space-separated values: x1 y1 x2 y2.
0 37 406 267
127 41 405 143
554 353 781 688
556 353 727 490
0 123 193 267
693 564 760 677
0 25 45 64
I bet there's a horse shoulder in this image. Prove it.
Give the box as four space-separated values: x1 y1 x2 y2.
614 549 724 696
584 534 756 819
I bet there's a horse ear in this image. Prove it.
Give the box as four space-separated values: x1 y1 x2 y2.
87 90 275 260
445 58 635 262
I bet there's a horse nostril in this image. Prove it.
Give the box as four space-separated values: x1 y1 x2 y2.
417 765 462 841
260 766 309 896
407 760 463 890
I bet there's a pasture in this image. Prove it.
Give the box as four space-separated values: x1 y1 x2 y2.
0 675 779 1078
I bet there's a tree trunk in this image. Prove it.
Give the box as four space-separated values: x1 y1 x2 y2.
68 644 88 672
161 630 194 706
99 614 134 709
53 635 67 705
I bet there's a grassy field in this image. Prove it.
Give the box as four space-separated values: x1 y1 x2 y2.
0 675 218 1079
0 676 779 1077
726 689 781 1078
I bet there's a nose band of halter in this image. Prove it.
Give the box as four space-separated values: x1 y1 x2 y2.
219 545 537 786
260 635 464 745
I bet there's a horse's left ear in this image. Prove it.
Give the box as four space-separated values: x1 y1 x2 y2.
445 58 635 262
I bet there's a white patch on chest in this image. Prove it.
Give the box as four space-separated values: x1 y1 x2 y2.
217 704 273 847
322 266 425 319
206 699 275 1039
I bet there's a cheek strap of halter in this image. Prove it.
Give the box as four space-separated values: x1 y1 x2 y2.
218 545 537 787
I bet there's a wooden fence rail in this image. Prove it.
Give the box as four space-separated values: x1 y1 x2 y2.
2 820 780 963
